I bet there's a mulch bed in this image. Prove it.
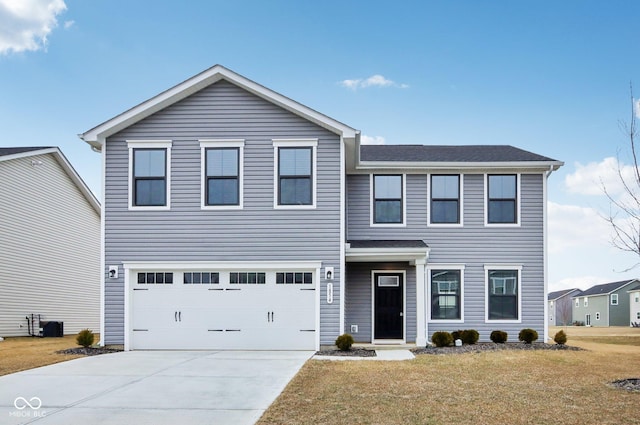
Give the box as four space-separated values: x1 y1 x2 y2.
609 378 640 392
56 347 123 356
315 348 377 357
412 342 584 355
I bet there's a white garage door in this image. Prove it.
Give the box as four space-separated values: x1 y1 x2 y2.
130 270 317 350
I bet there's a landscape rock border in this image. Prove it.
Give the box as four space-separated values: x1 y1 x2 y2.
57 347 123 356
412 342 584 355
609 378 640 393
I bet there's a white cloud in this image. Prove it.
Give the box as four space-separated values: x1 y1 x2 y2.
63 19 73 29
550 276 606 293
564 157 638 196
548 201 611 254
339 74 409 90
635 98 640 119
361 135 385 145
0 0 67 54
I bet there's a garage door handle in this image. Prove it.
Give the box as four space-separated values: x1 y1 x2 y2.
175 311 177 322
179 311 182 322
267 311 274 322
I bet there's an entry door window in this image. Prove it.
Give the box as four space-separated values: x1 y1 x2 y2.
374 273 403 340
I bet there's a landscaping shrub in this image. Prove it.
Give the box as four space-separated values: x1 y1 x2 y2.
461 329 479 345
573 321 585 326
76 329 95 348
553 330 568 345
518 328 539 344
431 331 453 347
490 330 508 343
335 333 354 351
451 330 462 341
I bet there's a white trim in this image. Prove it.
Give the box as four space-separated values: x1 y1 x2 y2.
99 143 106 346
484 173 521 227
611 293 619 305
369 173 407 227
79 65 357 148
543 169 549 342
427 173 464 227
339 136 346 337
371 270 406 344
415 258 427 346
199 139 245 210
484 264 523 324
345 245 430 263
127 140 172 211
272 139 318 209
427 264 466 324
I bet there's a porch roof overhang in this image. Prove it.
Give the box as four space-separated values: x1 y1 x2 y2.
345 240 430 264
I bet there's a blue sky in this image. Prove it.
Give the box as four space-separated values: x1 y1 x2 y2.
2 0 640 291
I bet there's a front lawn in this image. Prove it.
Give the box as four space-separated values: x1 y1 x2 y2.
258 329 640 425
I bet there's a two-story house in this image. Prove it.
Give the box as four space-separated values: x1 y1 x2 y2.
572 279 638 326
80 65 562 350
547 288 581 326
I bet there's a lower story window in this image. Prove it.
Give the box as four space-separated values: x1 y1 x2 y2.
430 270 461 320
137 272 173 284
487 269 518 320
595 312 601 321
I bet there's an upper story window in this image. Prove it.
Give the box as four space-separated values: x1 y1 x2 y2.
128 140 172 210
200 140 244 209
611 293 618 305
372 174 404 225
273 139 317 209
584 297 588 307
575 298 579 307
485 266 521 322
487 174 518 224
430 175 461 225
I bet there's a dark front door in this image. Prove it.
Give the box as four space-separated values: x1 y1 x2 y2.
374 273 404 340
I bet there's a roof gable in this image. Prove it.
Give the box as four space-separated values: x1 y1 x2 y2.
80 65 357 149
0 147 100 214
548 288 581 301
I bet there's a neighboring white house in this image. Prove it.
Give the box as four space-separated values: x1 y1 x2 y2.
0 147 100 337
629 284 640 326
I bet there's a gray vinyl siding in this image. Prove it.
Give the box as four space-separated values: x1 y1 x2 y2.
347 173 546 341
610 288 632 326
0 153 100 337
573 295 608 326
345 262 416 343
103 80 342 345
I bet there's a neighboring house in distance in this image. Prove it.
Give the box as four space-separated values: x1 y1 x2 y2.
0 147 100 337
572 279 638 327
629 284 640 326
79 65 562 350
548 288 581 326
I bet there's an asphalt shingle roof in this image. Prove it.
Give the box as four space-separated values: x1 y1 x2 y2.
548 288 581 301
0 147 52 157
360 144 558 163
578 280 638 297
348 240 428 249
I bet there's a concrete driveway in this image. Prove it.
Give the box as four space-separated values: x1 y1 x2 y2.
1 350 313 425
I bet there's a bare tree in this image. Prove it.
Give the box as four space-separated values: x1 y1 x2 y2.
602 83 640 264
556 298 573 327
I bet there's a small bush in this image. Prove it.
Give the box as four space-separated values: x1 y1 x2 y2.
461 329 479 345
490 330 508 343
451 330 462 341
518 328 539 344
431 331 453 347
573 321 585 326
553 330 568 345
335 333 354 351
76 329 95 348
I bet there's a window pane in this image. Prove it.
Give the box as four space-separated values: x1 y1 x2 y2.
135 179 166 206
134 149 165 177
165 273 173 284
374 175 402 198
488 200 516 223
280 148 311 175
489 175 516 198
431 175 459 199
431 200 459 223
431 270 461 320
156 273 164 284
207 148 238 177
280 178 311 205
375 200 401 223
208 178 239 205
137 273 145 284
488 270 518 320
202 273 210 284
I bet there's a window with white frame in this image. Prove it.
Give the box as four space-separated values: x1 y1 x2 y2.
128 140 172 208
206 148 239 205
486 268 520 321
584 297 588 307
611 294 618 305
595 312 601 320
430 175 461 224
637 312 640 320
575 298 579 307
635 293 639 303
137 272 174 284
487 174 518 224
373 174 403 224
273 139 317 208
430 269 462 320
